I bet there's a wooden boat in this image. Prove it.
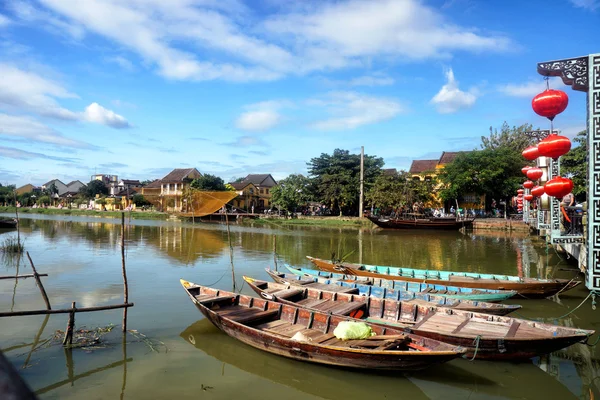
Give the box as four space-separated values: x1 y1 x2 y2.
253 275 520 316
307 256 582 298
278 266 517 303
0 218 17 228
180 279 466 370
241 277 594 360
368 214 475 230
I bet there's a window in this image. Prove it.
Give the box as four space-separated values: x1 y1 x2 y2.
266 189 269 194
249 188 254 194
462 194 479 203
260 189 264 194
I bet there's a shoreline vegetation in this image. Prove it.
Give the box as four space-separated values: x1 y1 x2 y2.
0 206 527 231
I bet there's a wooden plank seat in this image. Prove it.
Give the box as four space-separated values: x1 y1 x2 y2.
305 282 357 293
270 288 304 299
195 294 236 306
228 308 280 325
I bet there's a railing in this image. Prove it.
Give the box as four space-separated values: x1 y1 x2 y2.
562 206 584 235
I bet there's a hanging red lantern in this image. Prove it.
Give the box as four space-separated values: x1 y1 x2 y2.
524 194 534 201
527 167 543 181
531 186 545 197
522 166 532 176
532 89 569 121
517 189 524 194
522 146 540 161
537 134 572 159
523 181 534 189
544 177 573 198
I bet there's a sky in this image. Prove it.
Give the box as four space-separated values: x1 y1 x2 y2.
0 0 599 187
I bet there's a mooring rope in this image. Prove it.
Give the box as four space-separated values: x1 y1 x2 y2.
466 335 482 361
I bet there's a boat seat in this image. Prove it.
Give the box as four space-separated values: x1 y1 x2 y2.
327 302 366 316
229 309 280 325
195 295 236 306
271 288 304 299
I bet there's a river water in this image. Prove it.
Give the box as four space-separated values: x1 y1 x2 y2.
0 214 598 400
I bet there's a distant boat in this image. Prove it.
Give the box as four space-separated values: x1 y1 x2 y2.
306 256 581 298
248 275 520 316
367 214 474 230
180 279 465 370
279 266 517 302
0 218 17 229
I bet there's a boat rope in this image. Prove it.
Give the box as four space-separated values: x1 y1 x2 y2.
513 290 596 321
586 334 600 347
554 274 582 297
466 335 482 361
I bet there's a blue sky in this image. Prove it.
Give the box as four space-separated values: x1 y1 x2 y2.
0 0 598 187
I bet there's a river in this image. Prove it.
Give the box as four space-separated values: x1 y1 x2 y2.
0 214 598 399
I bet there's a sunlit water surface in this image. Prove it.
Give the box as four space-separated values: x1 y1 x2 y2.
0 214 598 400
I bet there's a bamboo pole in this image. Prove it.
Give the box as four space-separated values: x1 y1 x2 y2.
0 302 134 318
224 208 236 291
0 274 48 280
62 302 76 345
120 331 127 400
23 314 49 368
273 235 278 271
12 191 21 248
121 213 129 332
10 255 20 312
26 252 51 310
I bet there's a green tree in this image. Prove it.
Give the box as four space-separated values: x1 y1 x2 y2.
481 122 537 152
37 195 51 205
308 149 384 216
0 184 16 206
80 180 108 198
132 194 151 207
438 148 522 208
367 171 437 210
44 183 59 196
190 174 227 191
561 130 587 200
271 174 314 213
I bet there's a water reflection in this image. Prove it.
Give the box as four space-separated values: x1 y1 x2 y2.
180 318 430 400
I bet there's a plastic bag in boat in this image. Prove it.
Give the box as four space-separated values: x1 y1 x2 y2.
333 321 375 340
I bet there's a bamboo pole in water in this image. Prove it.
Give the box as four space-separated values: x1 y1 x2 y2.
12 191 21 248
0 303 134 318
224 207 236 291
62 302 76 345
273 235 278 271
121 213 129 332
26 252 51 310
0 274 49 280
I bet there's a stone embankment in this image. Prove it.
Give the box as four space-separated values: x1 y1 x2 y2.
473 219 529 232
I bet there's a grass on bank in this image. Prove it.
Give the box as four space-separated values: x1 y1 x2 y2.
0 206 169 220
249 216 373 228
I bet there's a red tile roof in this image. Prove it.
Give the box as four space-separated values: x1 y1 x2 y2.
439 151 464 165
409 160 438 174
160 168 200 183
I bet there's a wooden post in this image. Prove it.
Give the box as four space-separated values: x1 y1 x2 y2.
121 213 129 332
273 235 278 271
359 146 364 218
224 208 236 291
62 302 76 346
26 252 51 310
13 191 21 248
120 330 127 399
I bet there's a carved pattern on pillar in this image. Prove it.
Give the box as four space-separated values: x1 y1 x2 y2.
537 57 589 92
550 159 561 233
588 54 600 290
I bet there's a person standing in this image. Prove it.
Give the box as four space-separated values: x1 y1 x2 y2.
562 192 574 207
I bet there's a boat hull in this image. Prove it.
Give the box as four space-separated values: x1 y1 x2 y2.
307 257 581 298
368 215 474 230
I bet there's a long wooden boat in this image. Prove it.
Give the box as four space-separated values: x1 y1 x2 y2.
279 266 517 302
254 275 520 316
0 218 17 229
307 256 581 298
241 277 594 360
180 279 465 370
368 214 475 230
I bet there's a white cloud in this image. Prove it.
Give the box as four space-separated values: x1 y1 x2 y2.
235 110 281 132
9 2 85 39
311 91 404 130
0 145 79 162
83 103 132 129
106 56 135 71
569 0 600 10
225 135 268 147
0 63 79 120
22 0 512 82
430 68 477 114
0 14 11 26
498 81 547 97
348 74 395 87
0 113 95 148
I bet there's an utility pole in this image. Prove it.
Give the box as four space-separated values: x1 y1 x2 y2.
359 146 364 218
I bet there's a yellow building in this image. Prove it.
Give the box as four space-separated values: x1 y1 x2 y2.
228 174 277 212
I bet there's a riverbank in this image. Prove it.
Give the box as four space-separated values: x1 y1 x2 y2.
0 206 169 220
249 215 373 227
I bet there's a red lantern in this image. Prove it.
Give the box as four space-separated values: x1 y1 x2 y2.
544 177 573 198
522 146 540 161
532 89 569 121
524 194 534 201
531 186 545 197
527 167 543 181
523 181 534 189
517 189 524 194
537 134 572 159
522 166 532 176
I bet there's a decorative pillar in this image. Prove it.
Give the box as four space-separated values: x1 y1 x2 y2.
537 54 600 291
549 158 561 238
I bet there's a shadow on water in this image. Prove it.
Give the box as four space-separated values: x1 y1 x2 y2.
180 318 432 400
